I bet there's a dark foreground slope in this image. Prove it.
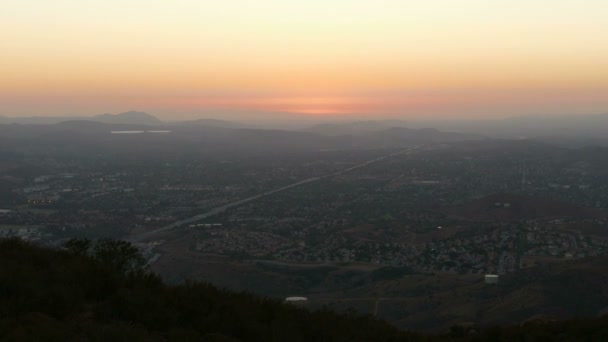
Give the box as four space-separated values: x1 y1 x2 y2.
2 238 608 341
0 238 416 341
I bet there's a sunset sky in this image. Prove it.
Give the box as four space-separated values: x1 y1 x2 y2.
1 0 607 119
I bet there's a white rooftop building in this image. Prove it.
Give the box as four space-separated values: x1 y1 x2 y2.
285 297 308 304
485 274 499 284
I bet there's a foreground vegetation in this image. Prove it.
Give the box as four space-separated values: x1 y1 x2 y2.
1 238 608 341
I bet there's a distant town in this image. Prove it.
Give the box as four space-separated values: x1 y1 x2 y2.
3 138 607 277
2 117 608 331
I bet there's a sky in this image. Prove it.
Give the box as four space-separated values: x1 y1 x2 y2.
1 0 607 120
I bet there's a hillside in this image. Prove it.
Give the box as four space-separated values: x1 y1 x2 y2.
2 238 608 340
0 238 416 341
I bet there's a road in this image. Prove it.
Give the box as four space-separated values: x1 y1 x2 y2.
128 147 414 242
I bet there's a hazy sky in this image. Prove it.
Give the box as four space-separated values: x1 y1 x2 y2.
1 0 607 119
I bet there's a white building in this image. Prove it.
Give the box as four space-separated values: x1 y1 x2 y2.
285 297 308 305
485 274 499 284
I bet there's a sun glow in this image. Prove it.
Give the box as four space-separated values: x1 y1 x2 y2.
1 0 608 118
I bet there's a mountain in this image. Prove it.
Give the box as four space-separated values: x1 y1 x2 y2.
0 115 83 125
0 111 163 126
92 111 163 125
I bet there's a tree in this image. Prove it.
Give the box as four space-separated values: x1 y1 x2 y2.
65 238 147 273
63 238 91 256
92 239 146 273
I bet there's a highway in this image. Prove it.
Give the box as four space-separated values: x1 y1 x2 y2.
128 147 414 242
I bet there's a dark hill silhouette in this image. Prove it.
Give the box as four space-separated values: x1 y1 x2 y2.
2 238 608 340
0 238 416 341
0 111 163 125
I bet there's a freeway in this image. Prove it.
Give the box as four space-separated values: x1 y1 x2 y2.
128 147 414 242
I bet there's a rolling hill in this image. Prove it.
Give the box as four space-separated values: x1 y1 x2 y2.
0 111 164 126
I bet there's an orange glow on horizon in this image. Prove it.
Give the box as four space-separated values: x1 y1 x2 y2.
1 0 608 119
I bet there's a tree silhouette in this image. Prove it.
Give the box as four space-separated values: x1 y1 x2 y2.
64 238 145 273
